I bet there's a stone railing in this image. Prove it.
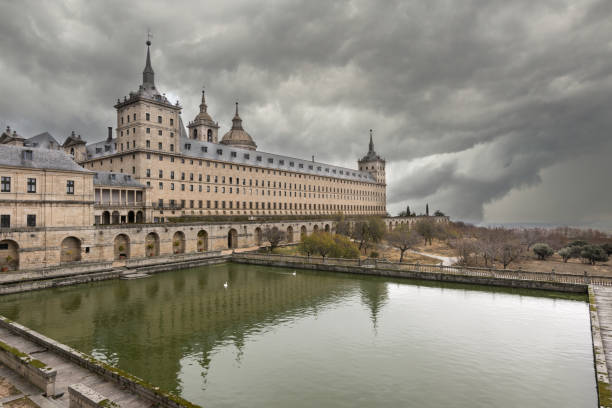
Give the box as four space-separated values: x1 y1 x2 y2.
232 253 612 287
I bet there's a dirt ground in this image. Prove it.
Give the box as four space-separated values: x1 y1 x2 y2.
4 397 39 408
0 376 19 398
516 254 612 277
413 240 458 256
376 244 440 264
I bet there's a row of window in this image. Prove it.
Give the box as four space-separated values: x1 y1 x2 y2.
89 155 382 188
120 113 173 126
154 199 384 212
1 177 74 194
0 214 36 228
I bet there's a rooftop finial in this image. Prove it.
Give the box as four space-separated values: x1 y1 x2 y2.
369 129 374 152
199 88 208 113
143 32 155 87
235 101 239 116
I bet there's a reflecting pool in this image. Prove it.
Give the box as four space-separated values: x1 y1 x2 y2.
0 263 596 407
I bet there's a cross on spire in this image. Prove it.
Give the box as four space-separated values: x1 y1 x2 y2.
143 32 155 87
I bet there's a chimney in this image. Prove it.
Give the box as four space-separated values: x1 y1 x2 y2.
107 127 112 142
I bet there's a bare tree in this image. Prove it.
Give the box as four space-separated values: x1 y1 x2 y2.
262 227 286 251
386 226 419 262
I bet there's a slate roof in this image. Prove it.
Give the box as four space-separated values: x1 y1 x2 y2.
0 145 91 173
24 132 62 150
93 171 146 188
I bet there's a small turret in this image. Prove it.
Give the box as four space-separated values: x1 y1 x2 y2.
187 88 219 142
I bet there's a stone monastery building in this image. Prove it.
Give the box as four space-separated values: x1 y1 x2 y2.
0 40 399 271
73 40 387 224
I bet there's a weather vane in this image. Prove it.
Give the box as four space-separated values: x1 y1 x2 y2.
146 29 153 45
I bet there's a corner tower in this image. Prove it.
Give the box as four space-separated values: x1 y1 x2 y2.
113 39 182 154
358 129 385 185
187 90 219 142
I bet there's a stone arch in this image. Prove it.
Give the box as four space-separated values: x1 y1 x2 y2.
254 227 263 246
112 211 120 224
197 230 208 252
60 236 81 263
286 226 294 243
300 225 307 239
324 224 330 233
114 234 130 260
173 231 186 254
145 232 160 257
313 225 319 233
193 128 198 139
127 211 135 223
136 211 144 223
102 211 110 225
207 129 213 142
228 228 238 249
0 240 19 271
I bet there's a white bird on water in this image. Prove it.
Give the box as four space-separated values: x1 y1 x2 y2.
292 271 296 276
223 281 228 289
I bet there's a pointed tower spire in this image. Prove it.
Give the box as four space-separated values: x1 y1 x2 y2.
232 101 243 130
142 36 155 88
199 89 208 113
369 129 375 153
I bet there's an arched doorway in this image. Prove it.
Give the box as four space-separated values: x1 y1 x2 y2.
197 230 208 252
254 227 262 246
286 226 294 243
300 225 307 239
102 211 110 224
0 240 19 271
313 225 319 233
145 232 160 257
114 234 130 260
60 237 81 263
173 231 186 254
228 228 238 249
324 224 330 233
127 211 135 223
112 211 120 224
136 211 144 223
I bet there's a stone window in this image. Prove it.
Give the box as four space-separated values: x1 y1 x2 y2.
66 180 75 194
146 113 150 121
158 142 162 150
201 146 208 153
158 130 162 136
170 118 174 126
157 115 162 123
146 140 150 148
217 149 223 155
231 151 237 158
27 214 36 227
0 215 10 228
268 158 273 164
170 183 174 190
23 150 33 160
185 144 191 150
170 144 174 152
27 178 36 193
256 156 262 162
146 169 151 177
181 184 185 191
159 182 163 190
146 128 150 134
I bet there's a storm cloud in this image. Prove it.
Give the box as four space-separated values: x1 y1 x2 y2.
1 0 611 226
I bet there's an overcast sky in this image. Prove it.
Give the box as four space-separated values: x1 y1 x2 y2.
1 0 611 228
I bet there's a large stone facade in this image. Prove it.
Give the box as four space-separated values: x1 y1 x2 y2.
78 40 387 221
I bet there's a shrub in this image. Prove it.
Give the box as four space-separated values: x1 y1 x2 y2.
533 243 553 260
329 235 359 259
601 243 612 256
558 247 573 263
369 251 379 258
580 245 609 265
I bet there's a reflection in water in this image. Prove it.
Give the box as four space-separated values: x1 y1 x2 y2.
0 263 596 408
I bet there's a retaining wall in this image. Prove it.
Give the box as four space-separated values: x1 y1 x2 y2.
0 317 200 408
0 338 56 396
232 256 588 293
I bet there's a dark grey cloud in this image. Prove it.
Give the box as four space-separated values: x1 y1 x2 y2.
1 0 611 225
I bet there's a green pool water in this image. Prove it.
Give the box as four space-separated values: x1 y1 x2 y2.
0 263 597 407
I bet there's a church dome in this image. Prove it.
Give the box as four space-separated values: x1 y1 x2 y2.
220 102 257 150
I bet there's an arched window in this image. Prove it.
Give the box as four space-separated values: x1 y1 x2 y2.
193 129 198 139
207 129 213 142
